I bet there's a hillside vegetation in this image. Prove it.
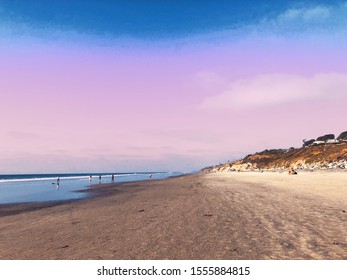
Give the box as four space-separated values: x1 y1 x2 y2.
203 132 347 172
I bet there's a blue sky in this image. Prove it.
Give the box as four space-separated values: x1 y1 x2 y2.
1 0 343 40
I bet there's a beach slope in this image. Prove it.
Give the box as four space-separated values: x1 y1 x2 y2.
0 172 346 259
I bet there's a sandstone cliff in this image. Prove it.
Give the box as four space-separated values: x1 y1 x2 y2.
203 133 347 172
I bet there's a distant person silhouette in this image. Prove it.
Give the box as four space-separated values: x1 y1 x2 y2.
111 174 115 182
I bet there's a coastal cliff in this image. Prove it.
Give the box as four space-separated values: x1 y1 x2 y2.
203 131 347 172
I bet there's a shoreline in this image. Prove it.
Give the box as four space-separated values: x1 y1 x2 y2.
0 175 190 217
0 172 186 207
0 172 346 260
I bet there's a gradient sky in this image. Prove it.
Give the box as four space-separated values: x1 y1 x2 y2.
1 0 347 173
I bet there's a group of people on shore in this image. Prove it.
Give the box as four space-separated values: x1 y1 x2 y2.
56 173 154 188
55 174 116 187
88 174 116 184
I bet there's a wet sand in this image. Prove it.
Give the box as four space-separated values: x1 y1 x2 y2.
0 172 346 260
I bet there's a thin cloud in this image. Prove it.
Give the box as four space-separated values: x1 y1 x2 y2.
199 73 347 111
258 2 347 35
7 131 43 140
279 6 330 22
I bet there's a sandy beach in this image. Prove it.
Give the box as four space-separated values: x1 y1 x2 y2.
0 172 346 260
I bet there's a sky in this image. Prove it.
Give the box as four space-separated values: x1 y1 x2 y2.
1 0 347 173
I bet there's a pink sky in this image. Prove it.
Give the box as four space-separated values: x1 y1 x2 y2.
1 35 347 172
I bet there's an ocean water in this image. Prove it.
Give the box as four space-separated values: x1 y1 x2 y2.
0 172 182 205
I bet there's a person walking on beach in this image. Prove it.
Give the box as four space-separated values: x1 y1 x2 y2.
99 175 102 183
111 174 115 182
89 175 92 185
56 177 60 189
149 173 152 180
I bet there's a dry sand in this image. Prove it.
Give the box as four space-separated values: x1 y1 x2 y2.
0 172 346 260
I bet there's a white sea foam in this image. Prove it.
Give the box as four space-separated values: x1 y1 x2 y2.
0 176 84 183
